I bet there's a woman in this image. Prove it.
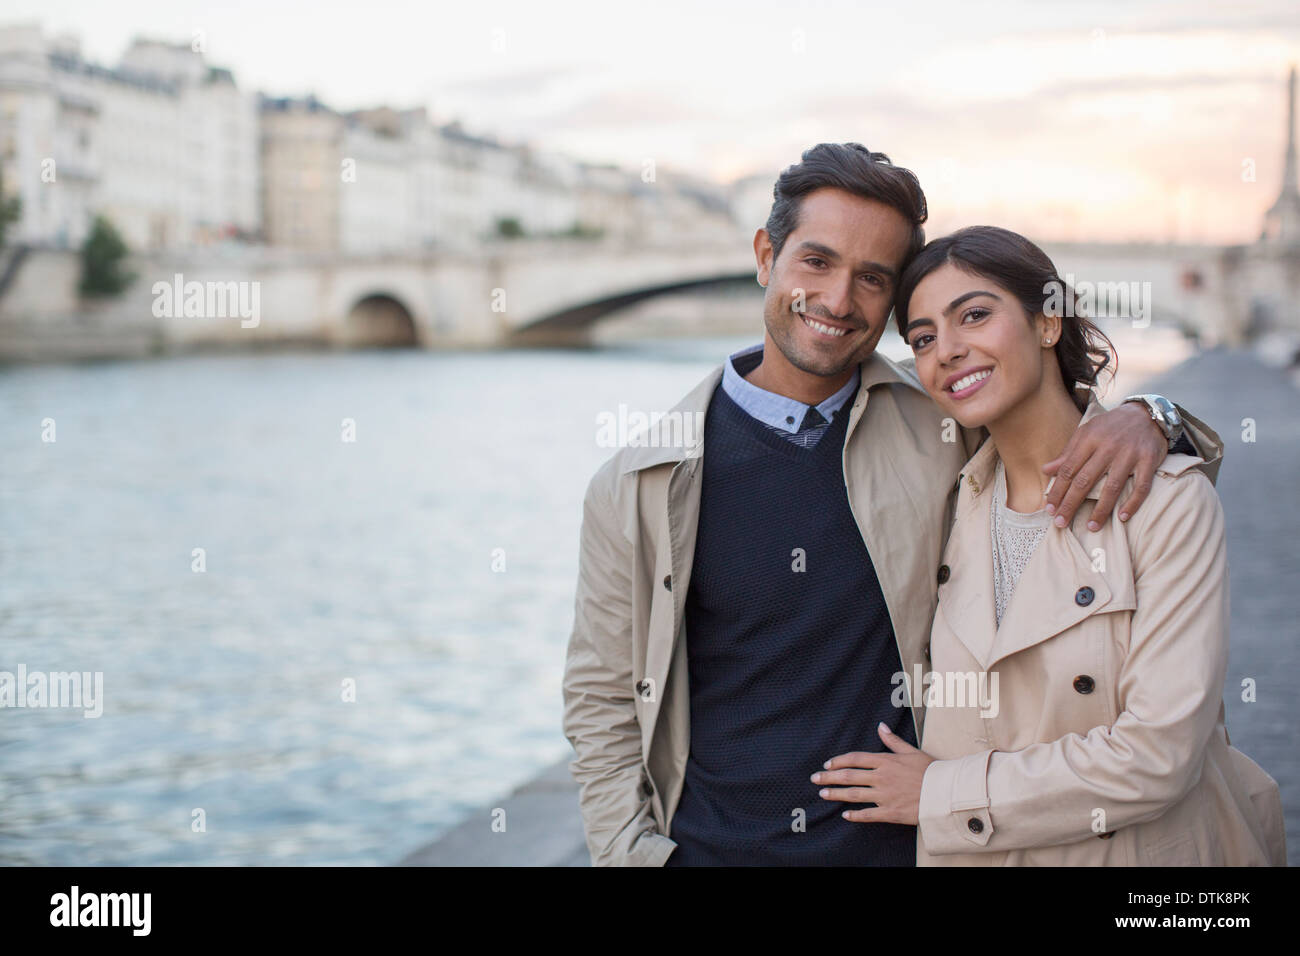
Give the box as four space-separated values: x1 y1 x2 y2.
812 225 1285 865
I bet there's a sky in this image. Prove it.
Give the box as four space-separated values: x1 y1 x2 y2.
6 0 1300 243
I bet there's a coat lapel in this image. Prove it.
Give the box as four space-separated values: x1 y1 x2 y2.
938 437 1001 670
983 517 1117 669
940 393 1140 672
624 366 717 766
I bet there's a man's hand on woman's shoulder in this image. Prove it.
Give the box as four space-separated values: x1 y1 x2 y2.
1042 401 1172 532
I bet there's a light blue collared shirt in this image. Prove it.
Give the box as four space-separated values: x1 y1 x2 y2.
720 343 860 437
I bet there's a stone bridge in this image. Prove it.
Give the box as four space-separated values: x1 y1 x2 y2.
0 239 757 358
4 235 1277 362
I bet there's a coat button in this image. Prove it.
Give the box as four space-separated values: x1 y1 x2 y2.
635 679 651 697
663 575 672 591
1075 586 1094 606
924 643 931 661
967 817 984 834
937 564 950 585
1073 675 1095 694
641 780 653 797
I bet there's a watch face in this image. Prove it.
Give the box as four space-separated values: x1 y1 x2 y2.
1151 395 1181 427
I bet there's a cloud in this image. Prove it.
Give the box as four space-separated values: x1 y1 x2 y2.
539 88 714 130
440 63 605 96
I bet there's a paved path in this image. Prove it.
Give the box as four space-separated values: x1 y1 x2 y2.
397 758 587 867
401 346 1298 866
1137 346 1299 866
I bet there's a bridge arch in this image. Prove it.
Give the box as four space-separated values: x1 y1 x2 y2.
342 292 419 347
510 273 754 341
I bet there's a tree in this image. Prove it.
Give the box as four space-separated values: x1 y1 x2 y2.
0 164 21 248
495 216 524 239
78 214 135 297
559 221 604 240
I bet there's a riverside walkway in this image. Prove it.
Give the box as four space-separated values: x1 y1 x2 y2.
401 346 1299 866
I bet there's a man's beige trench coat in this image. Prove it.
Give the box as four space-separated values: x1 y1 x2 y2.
561 351 1230 867
916 394 1285 866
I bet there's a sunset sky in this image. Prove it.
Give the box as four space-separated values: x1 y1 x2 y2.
7 0 1300 243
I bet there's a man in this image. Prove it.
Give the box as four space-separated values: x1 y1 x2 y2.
562 142 1223 866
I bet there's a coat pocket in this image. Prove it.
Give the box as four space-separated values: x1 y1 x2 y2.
1145 832 1202 866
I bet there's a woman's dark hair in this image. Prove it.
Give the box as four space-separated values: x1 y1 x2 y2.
764 142 928 266
893 225 1116 410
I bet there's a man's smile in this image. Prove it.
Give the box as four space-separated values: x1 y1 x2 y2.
800 314 858 339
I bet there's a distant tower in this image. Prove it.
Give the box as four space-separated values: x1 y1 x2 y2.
1261 65 1300 244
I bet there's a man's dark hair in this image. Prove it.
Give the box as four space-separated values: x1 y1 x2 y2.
764 142 928 268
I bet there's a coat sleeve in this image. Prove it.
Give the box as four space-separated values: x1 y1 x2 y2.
561 463 676 867
1171 404 1223 487
918 469 1229 854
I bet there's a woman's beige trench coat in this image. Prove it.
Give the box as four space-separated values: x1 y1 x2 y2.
916 394 1286 866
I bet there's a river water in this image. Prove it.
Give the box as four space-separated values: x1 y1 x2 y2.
0 333 809 864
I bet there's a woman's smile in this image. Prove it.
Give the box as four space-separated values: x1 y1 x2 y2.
946 366 993 400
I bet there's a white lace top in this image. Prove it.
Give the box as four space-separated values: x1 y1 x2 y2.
991 457 1052 627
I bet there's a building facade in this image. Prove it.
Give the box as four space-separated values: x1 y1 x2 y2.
0 23 741 258
0 24 259 251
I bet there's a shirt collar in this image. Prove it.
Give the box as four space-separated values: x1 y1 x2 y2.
616 345 916 475
721 343 861 434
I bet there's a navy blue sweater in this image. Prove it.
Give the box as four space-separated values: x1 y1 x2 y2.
664 382 918 866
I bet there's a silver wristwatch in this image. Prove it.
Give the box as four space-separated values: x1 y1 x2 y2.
1122 394 1184 450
